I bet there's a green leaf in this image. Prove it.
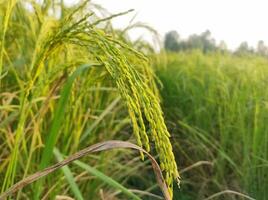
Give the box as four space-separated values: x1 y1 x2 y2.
53 148 84 200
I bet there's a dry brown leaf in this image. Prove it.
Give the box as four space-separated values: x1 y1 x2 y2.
0 140 171 200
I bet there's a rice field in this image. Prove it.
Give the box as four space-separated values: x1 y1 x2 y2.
155 51 268 200
0 1 267 200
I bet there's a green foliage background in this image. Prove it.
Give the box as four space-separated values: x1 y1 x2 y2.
155 51 268 200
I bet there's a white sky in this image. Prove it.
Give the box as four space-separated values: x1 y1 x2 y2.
67 0 268 50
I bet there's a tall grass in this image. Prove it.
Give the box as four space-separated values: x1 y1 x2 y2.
155 51 268 199
0 1 178 199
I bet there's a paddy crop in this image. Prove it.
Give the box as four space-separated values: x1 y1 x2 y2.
0 1 178 199
156 51 268 200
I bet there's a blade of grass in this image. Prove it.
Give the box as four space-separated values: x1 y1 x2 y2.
53 148 84 200
34 63 94 199
203 189 255 200
73 159 141 200
39 64 94 169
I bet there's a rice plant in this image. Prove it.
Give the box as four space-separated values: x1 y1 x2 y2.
0 1 179 199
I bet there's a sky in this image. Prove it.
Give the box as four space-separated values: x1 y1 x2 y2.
67 0 268 50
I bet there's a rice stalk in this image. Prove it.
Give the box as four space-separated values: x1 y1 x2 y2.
0 1 179 198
